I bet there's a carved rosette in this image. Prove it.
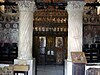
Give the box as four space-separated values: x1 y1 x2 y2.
66 1 85 11
17 1 36 12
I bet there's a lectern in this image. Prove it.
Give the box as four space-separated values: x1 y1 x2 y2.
71 52 87 75
14 65 29 75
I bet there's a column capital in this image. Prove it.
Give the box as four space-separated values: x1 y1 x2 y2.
66 1 85 11
17 1 36 12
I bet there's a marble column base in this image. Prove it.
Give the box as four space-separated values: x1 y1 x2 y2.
14 58 35 75
65 59 72 75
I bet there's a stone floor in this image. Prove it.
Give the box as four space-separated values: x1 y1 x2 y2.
36 65 64 75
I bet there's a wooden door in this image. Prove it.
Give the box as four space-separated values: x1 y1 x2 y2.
45 36 56 64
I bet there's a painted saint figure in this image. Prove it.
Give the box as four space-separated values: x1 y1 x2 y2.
39 37 46 54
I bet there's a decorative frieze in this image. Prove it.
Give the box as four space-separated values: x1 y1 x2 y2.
0 14 19 43
83 16 100 24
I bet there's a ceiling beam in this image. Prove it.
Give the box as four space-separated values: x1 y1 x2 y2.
0 2 100 7
0 2 17 6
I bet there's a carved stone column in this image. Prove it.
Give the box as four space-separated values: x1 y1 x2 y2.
66 1 85 61
17 1 36 59
65 1 85 75
14 1 36 75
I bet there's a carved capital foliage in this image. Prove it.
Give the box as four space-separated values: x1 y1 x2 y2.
66 1 85 11
17 1 36 12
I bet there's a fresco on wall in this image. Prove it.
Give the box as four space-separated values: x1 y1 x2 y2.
0 14 19 43
83 25 100 45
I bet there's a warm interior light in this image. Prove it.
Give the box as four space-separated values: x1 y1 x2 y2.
0 0 4 2
85 0 96 3
97 0 100 2
0 0 5 13
97 6 100 15
97 0 100 15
